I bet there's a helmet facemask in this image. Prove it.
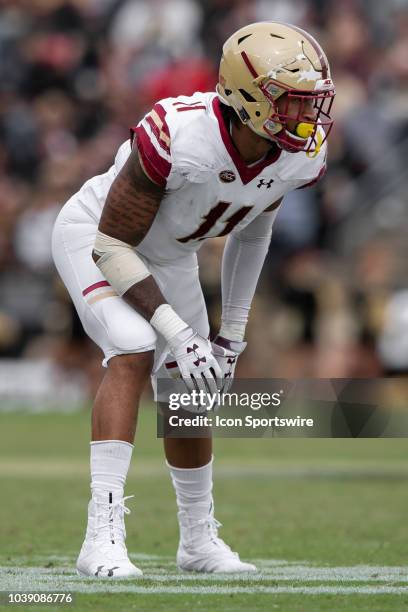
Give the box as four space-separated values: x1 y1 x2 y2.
258 78 335 154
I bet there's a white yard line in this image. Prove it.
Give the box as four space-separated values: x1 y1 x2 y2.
2 579 408 595
129 569 408 582
5 567 408 582
2 561 408 596
63 586 408 594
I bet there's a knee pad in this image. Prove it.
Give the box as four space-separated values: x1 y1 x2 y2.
84 295 157 355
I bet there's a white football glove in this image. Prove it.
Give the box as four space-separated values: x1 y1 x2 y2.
211 335 247 393
168 327 222 396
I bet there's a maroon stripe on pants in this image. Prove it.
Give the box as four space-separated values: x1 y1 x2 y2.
82 280 110 296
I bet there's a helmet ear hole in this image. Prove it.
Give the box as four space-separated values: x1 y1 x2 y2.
255 111 261 117
238 108 250 122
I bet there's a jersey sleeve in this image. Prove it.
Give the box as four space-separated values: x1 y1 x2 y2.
297 162 327 189
131 102 173 187
131 93 215 190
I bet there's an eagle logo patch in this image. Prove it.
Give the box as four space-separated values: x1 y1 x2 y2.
219 170 236 183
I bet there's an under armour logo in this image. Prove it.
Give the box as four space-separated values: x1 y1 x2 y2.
95 565 120 577
257 179 274 189
227 357 236 365
187 343 207 367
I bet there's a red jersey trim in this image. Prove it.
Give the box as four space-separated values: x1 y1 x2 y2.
133 124 171 187
212 97 282 185
152 103 170 138
176 105 206 112
145 115 171 154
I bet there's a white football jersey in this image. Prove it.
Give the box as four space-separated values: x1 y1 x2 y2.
74 91 327 263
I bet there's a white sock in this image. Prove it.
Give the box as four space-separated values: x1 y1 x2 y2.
167 456 213 515
90 440 133 496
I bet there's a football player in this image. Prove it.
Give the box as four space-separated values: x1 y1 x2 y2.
52 22 335 578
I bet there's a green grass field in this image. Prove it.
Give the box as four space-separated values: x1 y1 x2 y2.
1 404 408 611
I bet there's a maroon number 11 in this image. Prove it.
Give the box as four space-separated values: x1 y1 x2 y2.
177 201 253 243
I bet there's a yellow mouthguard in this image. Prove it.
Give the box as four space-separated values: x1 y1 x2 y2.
295 122 314 139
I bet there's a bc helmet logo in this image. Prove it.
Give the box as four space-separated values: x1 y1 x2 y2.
219 170 236 183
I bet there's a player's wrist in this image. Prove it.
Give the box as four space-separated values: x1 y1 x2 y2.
218 321 246 343
150 304 189 344
167 326 196 350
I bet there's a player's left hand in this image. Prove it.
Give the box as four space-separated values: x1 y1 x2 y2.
211 336 247 393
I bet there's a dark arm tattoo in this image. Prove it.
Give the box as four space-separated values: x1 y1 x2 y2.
94 148 169 321
98 148 164 245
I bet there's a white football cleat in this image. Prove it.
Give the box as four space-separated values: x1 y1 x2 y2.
176 502 257 573
76 490 142 579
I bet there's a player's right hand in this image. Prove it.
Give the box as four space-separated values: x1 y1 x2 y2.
168 327 222 396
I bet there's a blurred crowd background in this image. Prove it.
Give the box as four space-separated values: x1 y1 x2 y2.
0 0 408 405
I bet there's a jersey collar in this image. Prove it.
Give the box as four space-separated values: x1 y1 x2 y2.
212 97 282 185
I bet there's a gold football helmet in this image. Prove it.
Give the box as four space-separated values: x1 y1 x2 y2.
217 22 335 153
